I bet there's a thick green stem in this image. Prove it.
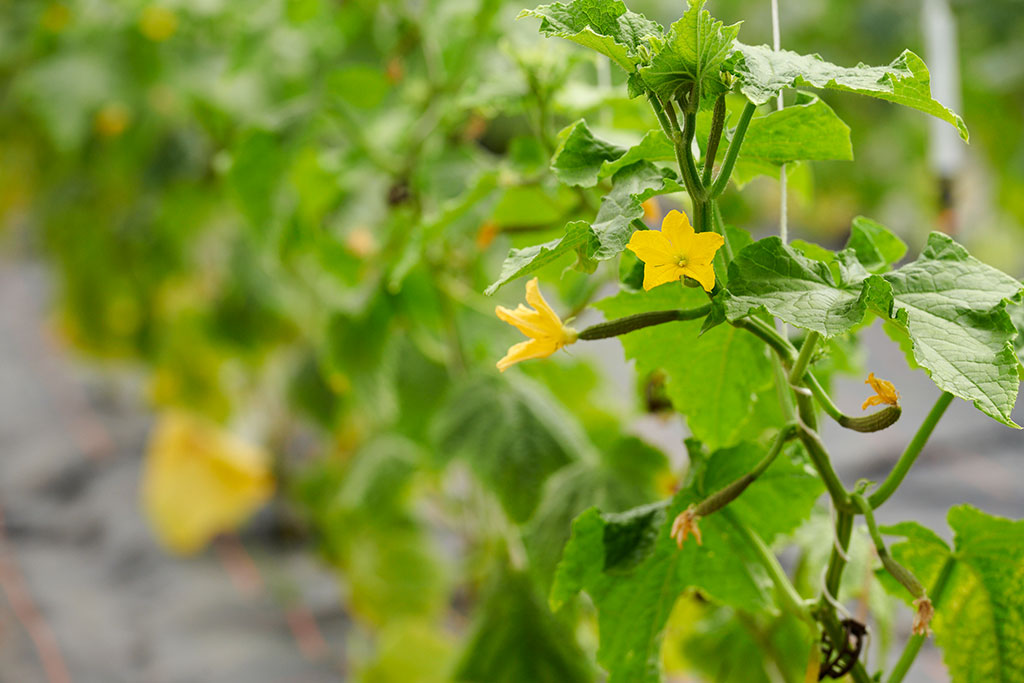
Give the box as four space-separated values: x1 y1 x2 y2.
805 372 902 433
723 509 813 627
788 331 820 385
577 306 711 340
868 392 954 509
797 424 851 511
824 509 853 600
709 100 757 198
887 556 956 683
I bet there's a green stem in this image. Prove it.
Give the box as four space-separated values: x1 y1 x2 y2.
788 331 820 385
797 424 851 511
734 318 796 365
824 509 853 600
709 100 757 198
868 392 954 509
887 556 956 683
722 509 813 627
576 306 711 340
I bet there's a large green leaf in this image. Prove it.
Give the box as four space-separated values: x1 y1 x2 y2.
881 506 1024 683
726 232 1022 425
485 162 682 295
730 44 968 141
456 567 593 683
598 130 675 179
519 0 662 72
725 236 871 337
639 0 740 103
874 234 1022 426
597 284 772 451
738 96 853 165
550 442 820 683
432 375 585 522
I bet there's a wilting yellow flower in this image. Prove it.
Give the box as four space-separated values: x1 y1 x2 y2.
862 372 900 410
670 505 702 548
141 412 274 555
912 596 934 636
495 278 577 372
139 5 178 42
626 210 724 292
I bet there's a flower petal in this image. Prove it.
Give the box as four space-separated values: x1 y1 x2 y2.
496 339 559 372
524 278 562 328
643 263 683 291
682 262 717 292
688 231 726 265
495 304 549 338
627 230 675 266
661 209 694 248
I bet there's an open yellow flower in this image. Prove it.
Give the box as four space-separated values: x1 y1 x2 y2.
626 209 725 292
862 372 900 410
495 278 577 372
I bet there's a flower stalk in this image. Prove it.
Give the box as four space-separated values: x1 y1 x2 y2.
577 305 711 340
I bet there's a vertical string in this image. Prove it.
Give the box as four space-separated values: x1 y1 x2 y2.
771 0 788 244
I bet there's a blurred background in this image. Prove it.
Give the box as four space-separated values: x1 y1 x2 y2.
0 0 1022 681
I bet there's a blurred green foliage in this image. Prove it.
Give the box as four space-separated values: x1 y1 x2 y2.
1 0 1021 681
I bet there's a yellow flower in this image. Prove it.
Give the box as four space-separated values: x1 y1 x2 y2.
862 372 900 410
670 505 702 548
495 277 577 372
626 210 724 292
139 5 178 42
141 412 274 555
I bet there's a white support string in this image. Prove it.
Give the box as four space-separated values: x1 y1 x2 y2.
771 0 788 244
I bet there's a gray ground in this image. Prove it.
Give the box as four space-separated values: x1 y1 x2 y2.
0 262 348 683
1 257 1021 682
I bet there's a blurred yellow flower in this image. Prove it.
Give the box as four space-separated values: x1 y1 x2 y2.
862 372 900 410
141 412 274 555
495 278 577 372
94 103 131 138
626 209 724 292
139 5 178 42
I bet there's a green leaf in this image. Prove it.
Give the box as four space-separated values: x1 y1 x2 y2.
550 120 627 187
874 233 1022 426
639 0 740 103
738 96 853 165
550 442 819 683
485 162 681 295
844 215 907 273
456 567 593 683
727 232 1022 425
730 44 969 141
597 284 773 451
598 130 675 179
725 237 871 337
525 437 669 587
882 506 1024 683
432 375 583 522
1006 295 1024 367
520 0 662 73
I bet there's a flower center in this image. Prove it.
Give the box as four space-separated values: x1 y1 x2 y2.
676 253 689 267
